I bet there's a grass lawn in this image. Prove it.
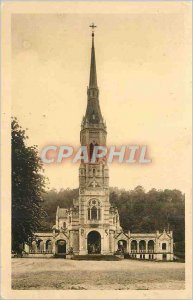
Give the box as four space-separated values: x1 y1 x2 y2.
12 258 185 290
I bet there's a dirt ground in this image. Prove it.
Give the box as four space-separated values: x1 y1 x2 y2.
12 258 185 290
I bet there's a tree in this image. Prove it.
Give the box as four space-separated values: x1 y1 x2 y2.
12 118 46 252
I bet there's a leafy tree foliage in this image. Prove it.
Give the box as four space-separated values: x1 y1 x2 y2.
40 188 79 231
110 186 185 245
12 118 46 252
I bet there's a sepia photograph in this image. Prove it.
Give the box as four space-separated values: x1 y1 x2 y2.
1 1 192 299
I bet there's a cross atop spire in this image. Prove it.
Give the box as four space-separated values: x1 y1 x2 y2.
89 22 97 36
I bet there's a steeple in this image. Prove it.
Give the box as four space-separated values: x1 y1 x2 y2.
83 23 105 127
89 29 98 88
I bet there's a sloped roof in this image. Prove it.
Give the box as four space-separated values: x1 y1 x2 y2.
158 231 171 240
115 231 129 240
89 33 97 89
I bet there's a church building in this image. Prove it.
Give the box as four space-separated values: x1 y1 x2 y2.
25 25 174 261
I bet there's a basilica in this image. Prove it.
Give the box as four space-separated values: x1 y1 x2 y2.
25 26 174 261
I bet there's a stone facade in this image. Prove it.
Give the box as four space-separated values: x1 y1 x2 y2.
25 229 173 261
25 29 173 261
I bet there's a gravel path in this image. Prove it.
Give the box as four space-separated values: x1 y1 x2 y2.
12 258 185 290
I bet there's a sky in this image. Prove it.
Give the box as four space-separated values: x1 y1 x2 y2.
12 4 192 194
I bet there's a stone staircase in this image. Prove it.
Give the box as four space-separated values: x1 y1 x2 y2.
72 254 121 261
54 253 66 259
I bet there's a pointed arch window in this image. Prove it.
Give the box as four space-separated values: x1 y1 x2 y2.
89 143 94 161
88 199 101 221
89 142 99 162
91 206 97 219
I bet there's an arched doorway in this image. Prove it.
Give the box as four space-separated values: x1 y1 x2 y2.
148 240 154 252
37 239 44 253
46 240 52 253
131 240 137 252
118 240 127 253
57 240 66 254
139 240 146 252
87 231 101 254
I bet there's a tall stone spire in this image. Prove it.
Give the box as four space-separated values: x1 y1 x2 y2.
83 23 104 127
89 29 98 88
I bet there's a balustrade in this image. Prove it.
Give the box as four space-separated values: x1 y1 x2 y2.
130 248 154 253
29 250 53 254
130 240 155 253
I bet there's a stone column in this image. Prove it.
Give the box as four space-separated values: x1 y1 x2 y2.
137 241 139 253
34 242 37 253
127 239 131 253
155 239 159 253
102 229 110 254
145 241 148 253
114 237 117 253
69 231 72 248
100 230 105 254
79 228 87 254
170 239 174 253
43 241 46 252
53 240 56 254
109 231 114 253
